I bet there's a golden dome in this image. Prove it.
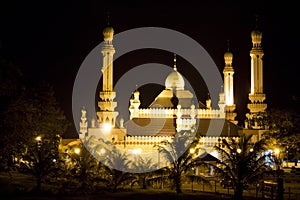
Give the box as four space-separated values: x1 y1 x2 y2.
165 70 185 90
251 29 262 47
224 51 233 66
103 26 114 41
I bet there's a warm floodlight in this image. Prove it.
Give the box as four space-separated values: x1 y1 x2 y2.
74 148 81 155
189 148 195 154
274 148 280 155
103 122 112 133
100 148 106 155
35 136 42 141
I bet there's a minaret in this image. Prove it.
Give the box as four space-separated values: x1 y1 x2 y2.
97 25 119 129
246 23 267 130
79 107 87 140
218 85 226 112
223 44 237 124
129 88 141 119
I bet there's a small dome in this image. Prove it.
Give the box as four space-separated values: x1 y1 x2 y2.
165 70 185 90
251 29 262 38
224 51 233 66
224 51 233 58
251 29 262 46
103 26 114 41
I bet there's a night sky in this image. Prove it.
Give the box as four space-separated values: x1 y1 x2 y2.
1 0 299 138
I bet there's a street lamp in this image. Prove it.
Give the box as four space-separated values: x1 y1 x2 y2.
274 148 280 156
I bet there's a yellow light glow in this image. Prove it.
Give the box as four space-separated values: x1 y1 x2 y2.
189 148 195 154
35 136 42 141
274 148 280 155
100 148 106 155
250 148 253 152
74 148 81 155
132 148 142 155
103 123 112 133
237 148 242 154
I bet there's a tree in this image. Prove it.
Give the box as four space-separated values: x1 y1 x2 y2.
131 157 157 189
0 81 69 169
68 142 99 193
213 134 273 200
20 135 62 192
100 149 135 192
158 132 202 193
0 58 23 172
266 108 300 161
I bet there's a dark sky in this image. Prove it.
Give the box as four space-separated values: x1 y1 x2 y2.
1 0 299 138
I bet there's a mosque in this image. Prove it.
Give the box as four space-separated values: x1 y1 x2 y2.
60 24 268 168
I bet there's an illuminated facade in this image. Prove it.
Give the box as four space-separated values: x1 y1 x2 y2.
63 24 268 163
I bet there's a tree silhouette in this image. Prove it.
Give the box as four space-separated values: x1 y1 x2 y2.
0 81 69 171
158 132 202 193
212 134 273 200
266 108 300 161
20 135 61 192
100 149 135 192
131 157 157 189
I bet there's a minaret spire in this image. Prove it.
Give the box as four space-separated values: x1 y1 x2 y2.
106 11 110 26
245 16 267 130
97 24 119 129
223 42 237 124
227 39 230 52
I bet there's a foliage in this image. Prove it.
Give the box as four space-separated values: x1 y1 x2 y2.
19 135 62 192
131 157 157 189
158 131 203 193
0 81 70 171
67 142 99 193
100 149 135 192
266 108 300 161
212 134 273 200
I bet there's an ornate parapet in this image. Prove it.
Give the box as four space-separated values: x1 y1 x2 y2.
136 108 175 118
132 107 225 119
116 135 173 146
198 136 240 148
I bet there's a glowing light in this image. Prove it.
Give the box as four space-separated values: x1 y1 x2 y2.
132 148 142 155
35 136 42 141
189 148 195 154
237 148 242 154
74 148 81 155
100 148 106 155
274 148 280 155
250 148 254 152
103 123 112 133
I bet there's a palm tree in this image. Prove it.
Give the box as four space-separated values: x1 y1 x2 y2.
158 132 202 193
100 149 135 192
69 142 99 193
131 157 157 189
20 135 61 193
213 134 273 200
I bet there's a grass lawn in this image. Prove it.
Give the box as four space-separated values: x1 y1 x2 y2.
1 171 300 200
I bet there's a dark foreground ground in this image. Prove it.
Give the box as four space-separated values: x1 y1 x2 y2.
1 189 266 200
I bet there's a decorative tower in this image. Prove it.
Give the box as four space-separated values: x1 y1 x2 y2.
79 107 88 140
218 85 226 112
245 25 267 130
129 89 141 119
97 26 119 130
223 46 237 124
